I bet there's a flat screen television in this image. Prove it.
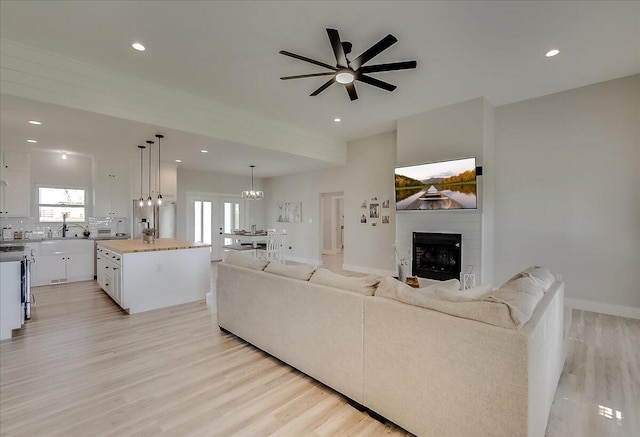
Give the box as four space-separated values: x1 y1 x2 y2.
395 157 477 210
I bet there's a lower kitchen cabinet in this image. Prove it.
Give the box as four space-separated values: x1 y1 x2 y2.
34 240 94 286
96 247 122 305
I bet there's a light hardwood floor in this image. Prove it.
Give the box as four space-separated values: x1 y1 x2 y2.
0 261 638 436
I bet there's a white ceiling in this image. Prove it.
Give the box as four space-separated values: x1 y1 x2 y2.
1 1 638 176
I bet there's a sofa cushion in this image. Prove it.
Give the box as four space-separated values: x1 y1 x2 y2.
309 268 379 296
264 262 316 281
224 251 269 271
483 276 545 327
376 276 459 300
376 276 543 329
433 284 494 300
417 277 461 289
503 266 555 291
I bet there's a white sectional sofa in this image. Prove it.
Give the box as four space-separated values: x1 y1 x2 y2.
216 257 565 437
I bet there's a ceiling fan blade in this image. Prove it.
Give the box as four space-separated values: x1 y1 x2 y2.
310 77 336 96
279 50 337 71
349 34 398 70
358 74 397 92
345 83 358 101
280 72 336 80
326 28 348 68
359 60 417 74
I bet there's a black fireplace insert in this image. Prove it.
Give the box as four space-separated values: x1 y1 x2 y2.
412 232 461 281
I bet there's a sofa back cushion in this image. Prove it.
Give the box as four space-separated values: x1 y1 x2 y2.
224 251 269 271
310 268 379 296
376 277 459 300
375 275 545 329
503 266 555 291
264 262 316 281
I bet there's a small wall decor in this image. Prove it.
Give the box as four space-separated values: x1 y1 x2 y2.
360 199 368 209
277 202 302 223
381 198 390 209
360 213 368 224
382 215 390 224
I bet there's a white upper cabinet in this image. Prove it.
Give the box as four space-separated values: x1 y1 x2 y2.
2 151 30 172
94 156 131 217
0 151 30 217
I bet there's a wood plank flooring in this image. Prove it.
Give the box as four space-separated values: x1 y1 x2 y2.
1 259 638 436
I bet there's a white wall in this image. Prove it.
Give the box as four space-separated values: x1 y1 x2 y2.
396 98 495 284
321 191 343 253
176 168 265 240
263 167 345 264
495 74 639 312
343 131 397 275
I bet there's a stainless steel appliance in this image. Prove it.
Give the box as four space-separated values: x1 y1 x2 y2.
0 244 34 321
132 200 176 239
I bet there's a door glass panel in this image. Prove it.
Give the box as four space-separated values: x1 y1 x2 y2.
202 201 212 245
194 201 202 243
224 202 232 245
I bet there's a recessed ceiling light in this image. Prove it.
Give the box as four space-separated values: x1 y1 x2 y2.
132 42 146 52
334 118 341 123
545 49 559 57
61 153 67 160
175 159 182 163
28 120 42 125
200 150 208 153
27 139 37 143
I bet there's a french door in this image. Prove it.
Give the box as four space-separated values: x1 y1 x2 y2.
191 195 244 261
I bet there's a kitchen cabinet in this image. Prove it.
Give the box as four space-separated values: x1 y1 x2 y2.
94 158 130 217
96 246 122 305
2 151 29 172
96 239 209 314
34 240 94 285
0 261 22 340
0 151 30 217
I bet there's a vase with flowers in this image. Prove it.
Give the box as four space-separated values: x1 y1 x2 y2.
394 244 411 282
142 227 155 244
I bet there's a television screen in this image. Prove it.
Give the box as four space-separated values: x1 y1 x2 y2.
395 157 477 210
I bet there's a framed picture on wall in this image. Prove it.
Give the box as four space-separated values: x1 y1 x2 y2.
360 214 368 224
277 202 302 223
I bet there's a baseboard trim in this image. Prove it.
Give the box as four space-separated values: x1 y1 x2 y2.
565 298 640 320
342 264 395 277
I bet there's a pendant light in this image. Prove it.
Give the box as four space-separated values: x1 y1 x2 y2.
242 165 263 200
155 134 164 205
146 140 154 206
137 144 146 207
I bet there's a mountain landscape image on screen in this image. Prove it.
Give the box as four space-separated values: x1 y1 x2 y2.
395 157 477 210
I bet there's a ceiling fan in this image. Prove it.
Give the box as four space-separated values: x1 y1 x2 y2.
279 28 417 101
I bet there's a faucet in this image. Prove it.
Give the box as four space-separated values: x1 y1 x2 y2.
61 212 69 237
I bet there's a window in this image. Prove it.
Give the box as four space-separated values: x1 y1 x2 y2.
38 187 86 222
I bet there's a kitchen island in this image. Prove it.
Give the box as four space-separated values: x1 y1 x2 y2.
96 238 211 314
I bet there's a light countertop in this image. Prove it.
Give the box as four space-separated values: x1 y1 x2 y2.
97 238 211 254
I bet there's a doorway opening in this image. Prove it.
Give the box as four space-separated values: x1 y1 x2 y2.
320 192 344 255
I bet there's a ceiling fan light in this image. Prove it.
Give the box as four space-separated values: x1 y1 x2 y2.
335 71 354 84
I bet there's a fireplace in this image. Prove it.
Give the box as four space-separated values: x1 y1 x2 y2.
412 232 462 281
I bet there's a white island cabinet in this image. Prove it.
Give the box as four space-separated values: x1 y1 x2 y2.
96 239 211 314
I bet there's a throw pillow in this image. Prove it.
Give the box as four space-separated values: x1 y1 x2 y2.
264 262 316 281
309 268 379 296
224 251 269 271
